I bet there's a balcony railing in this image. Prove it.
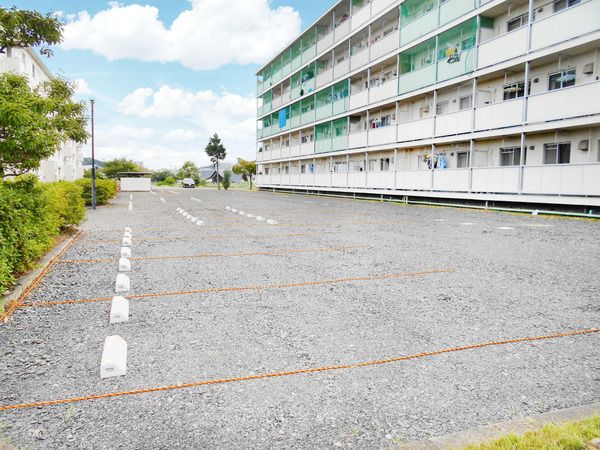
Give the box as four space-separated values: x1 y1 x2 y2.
349 89 369 109
352 5 371 31
372 0 397 16
316 68 333 87
334 58 350 79
370 30 399 61
400 9 437 46
439 0 475 26
317 31 334 53
477 27 528 69
530 0 599 51
349 130 368 148
397 117 434 142
474 99 523 131
471 166 520 193
351 48 370 71
435 109 471 136
527 81 600 124
437 48 474 82
368 125 397 146
316 103 333 120
522 163 600 196
334 20 351 42
398 64 436 94
369 78 398 103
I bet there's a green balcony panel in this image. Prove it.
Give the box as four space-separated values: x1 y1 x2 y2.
332 80 349 115
315 122 332 153
398 39 436 94
300 95 316 125
400 0 439 45
291 42 302 70
332 118 349 151
290 102 301 128
437 18 476 82
439 0 476 26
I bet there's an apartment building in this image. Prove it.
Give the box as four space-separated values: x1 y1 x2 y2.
0 47 84 182
255 0 600 209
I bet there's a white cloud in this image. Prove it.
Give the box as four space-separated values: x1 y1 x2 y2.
61 0 301 70
73 78 92 95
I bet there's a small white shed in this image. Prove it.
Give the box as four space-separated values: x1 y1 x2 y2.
119 172 152 192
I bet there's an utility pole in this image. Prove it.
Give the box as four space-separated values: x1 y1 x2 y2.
90 98 96 210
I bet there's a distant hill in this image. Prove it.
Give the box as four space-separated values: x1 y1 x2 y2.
82 157 105 167
199 164 243 182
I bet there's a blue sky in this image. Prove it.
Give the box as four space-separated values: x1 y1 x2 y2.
2 0 335 169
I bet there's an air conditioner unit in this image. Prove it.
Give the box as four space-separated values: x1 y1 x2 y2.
421 105 430 113
578 139 589 151
583 62 594 74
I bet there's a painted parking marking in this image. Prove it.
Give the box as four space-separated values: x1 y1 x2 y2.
496 226 515 230
0 327 597 411
19 268 453 308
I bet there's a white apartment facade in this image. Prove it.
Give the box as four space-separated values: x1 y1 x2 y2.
255 0 600 209
0 47 84 182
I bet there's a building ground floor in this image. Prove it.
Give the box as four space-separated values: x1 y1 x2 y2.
256 125 600 211
36 141 85 182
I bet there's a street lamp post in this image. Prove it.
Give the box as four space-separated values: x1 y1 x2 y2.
90 98 96 210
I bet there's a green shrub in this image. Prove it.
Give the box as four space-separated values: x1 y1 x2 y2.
222 170 231 190
157 176 176 186
196 177 207 187
75 178 117 206
0 176 86 294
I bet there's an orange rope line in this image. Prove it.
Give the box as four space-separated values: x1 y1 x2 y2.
0 326 597 412
58 244 366 264
80 231 324 244
0 231 83 323
19 268 453 308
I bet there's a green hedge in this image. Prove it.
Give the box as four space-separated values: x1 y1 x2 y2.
0 176 86 294
75 178 117 206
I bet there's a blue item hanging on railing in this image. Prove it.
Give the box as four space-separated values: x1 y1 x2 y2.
279 108 287 128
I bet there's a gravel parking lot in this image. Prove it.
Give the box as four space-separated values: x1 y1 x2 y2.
1 187 599 448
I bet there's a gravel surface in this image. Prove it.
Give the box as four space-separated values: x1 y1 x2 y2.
1 187 599 448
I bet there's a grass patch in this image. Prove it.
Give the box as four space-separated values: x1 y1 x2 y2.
461 416 600 450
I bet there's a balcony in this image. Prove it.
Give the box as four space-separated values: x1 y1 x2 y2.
439 0 475 26
281 147 290 158
351 48 370 71
367 171 395 188
317 69 333 87
368 126 397 146
397 117 434 142
372 0 397 15
332 135 349 151
282 62 291 77
291 115 301 129
316 103 333 120
315 138 332 153
396 170 432 190
530 0 600 52
302 45 317 64
349 90 369 109
300 141 315 155
400 9 437 46
352 6 371 31
332 173 347 187
290 144 301 156
301 110 316 125
349 131 368 148
398 64 436 94
522 163 600 196
437 48 474 82
348 172 367 187
369 78 397 103
527 81 600 124
435 109 472 136
471 166 519 193
474 99 523 131
317 32 334 53
433 168 469 191
477 27 527 69
315 173 331 186
272 97 282 109
370 30 399 61
334 20 351 42
333 98 349 115
299 174 313 186
334 59 350 79
292 55 302 71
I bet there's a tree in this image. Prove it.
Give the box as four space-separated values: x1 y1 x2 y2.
0 7 63 58
177 161 201 184
0 74 88 177
222 170 231 190
151 169 173 183
232 158 257 190
204 133 226 190
101 158 141 179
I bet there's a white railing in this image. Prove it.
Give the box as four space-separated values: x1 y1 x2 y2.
527 81 600 124
477 27 528 69
522 163 600 196
333 59 350 79
531 0 600 51
372 0 396 15
349 131 368 148
349 89 369 109
398 64 436 94
348 172 367 187
317 32 334 53
315 173 331 186
334 20 351 42
332 173 347 187
367 171 395 188
433 168 469 191
369 78 397 103
396 170 432 190
317 68 333 87
475 99 523 131
300 142 315 155
370 30 399 61
352 6 371 30
397 117 434 142
351 48 370 71
290 145 301 157
299 174 313 186
368 126 397 146
471 166 520 193
435 109 471 136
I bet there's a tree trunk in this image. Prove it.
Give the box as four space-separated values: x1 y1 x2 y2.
249 174 253 190
216 160 220 190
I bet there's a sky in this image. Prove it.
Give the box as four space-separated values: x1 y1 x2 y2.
2 0 335 170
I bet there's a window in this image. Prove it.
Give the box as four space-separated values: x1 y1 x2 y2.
436 100 449 115
548 69 575 91
301 133 314 143
459 95 472 110
457 151 470 168
499 147 522 166
503 81 530 100
544 143 570 164
553 0 580 12
380 158 391 171
507 12 529 32
301 164 306 174
368 159 377 171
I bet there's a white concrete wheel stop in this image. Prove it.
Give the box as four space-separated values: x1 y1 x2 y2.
120 247 132 258
115 273 130 293
100 335 127 379
118 258 131 272
110 296 129 323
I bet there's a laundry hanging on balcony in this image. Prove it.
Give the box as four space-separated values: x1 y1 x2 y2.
279 108 287 128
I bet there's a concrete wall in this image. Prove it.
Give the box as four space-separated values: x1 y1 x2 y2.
120 178 151 192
